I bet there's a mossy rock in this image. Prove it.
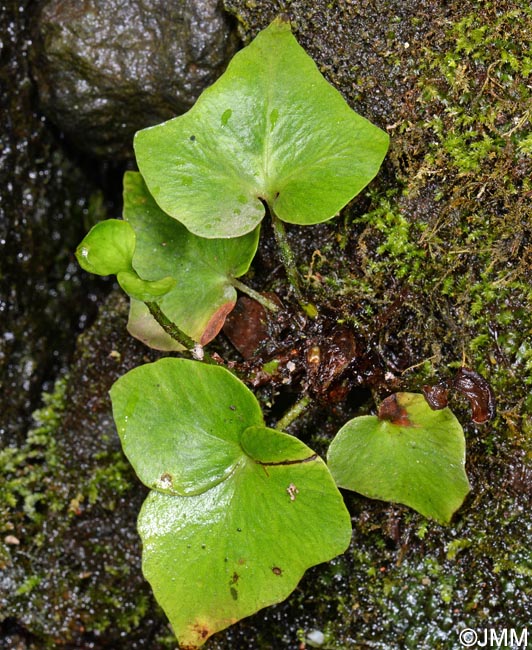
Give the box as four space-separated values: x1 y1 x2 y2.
0 293 167 648
2 0 531 648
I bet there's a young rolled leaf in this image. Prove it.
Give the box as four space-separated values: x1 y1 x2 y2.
76 219 135 275
75 219 176 302
110 358 352 648
134 18 389 239
117 271 175 302
123 172 260 348
327 393 470 524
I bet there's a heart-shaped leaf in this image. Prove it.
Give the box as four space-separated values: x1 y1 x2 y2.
327 393 470 524
110 358 352 647
123 172 260 348
134 18 389 239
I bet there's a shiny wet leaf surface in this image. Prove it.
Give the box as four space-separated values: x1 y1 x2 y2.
111 358 351 647
134 19 389 238
327 393 470 524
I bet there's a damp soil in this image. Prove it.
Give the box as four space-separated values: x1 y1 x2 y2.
2 0 531 649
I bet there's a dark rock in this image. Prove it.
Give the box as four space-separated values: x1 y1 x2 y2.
0 0 105 449
3 0 531 648
31 0 240 159
0 292 168 649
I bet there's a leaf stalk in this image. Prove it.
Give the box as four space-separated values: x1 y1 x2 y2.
145 301 218 365
231 278 279 312
275 395 311 431
270 210 318 317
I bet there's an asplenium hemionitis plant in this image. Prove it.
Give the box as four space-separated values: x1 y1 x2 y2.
76 18 491 649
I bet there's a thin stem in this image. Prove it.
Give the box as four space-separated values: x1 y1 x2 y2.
270 209 318 317
146 301 195 347
275 395 311 431
145 301 218 365
270 209 304 302
231 278 279 312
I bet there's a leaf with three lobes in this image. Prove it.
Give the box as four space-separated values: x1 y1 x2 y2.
110 358 352 647
134 18 389 239
327 393 470 524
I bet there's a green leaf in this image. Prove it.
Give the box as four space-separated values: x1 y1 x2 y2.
76 219 135 275
134 18 389 239
110 358 263 496
111 358 352 647
123 172 260 347
117 271 176 302
240 425 317 464
76 218 176 302
139 454 350 648
327 393 470 524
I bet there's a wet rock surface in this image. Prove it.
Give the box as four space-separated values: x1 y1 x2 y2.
31 0 239 159
2 0 531 648
1 294 168 649
0 0 107 449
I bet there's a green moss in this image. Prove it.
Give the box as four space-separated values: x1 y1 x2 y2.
410 3 532 421
209 2 531 647
324 2 532 426
15 574 43 597
85 451 133 507
352 188 428 283
0 297 167 645
0 377 66 538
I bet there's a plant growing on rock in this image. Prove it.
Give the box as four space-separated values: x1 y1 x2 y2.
76 18 480 649
111 358 351 649
77 171 263 350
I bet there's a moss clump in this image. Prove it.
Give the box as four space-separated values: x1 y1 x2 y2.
332 1 532 423
213 1 532 648
0 377 67 556
406 2 532 424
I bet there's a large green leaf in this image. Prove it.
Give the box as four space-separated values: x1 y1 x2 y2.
110 358 352 647
327 393 470 524
134 18 389 239
110 358 263 496
139 451 350 649
123 172 260 348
